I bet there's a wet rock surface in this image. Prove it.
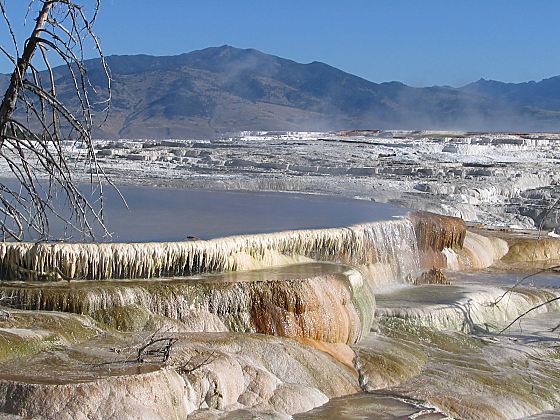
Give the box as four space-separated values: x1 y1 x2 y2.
355 274 560 419
0 214 560 417
0 332 360 419
0 263 375 344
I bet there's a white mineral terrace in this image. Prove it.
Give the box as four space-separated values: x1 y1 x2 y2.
45 130 560 231
0 131 559 419
0 219 422 281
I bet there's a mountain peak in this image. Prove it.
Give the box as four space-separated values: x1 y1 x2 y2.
194 45 263 58
473 77 499 85
17 47 560 138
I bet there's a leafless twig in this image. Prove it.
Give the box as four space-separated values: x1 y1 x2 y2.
0 0 114 241
136 327 178 363
498 296 560 335
492 264 560 307
176 351 216 375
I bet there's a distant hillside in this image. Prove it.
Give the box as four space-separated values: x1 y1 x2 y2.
4 46 560 138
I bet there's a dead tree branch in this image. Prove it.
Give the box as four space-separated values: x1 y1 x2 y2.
137 337 179 363
0 0 113 241
499 295 560 335
176 351 216 375
492 264 560 307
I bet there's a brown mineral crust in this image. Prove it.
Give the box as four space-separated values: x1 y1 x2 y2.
414 268 450 285
501 237 560 264
411 211 466 252
248 276 361 344
408 211 466 269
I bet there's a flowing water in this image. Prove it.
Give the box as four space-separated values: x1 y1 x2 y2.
294 392 446 419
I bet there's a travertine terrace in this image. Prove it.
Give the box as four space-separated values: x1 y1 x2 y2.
0 131 560 419
56 130 560 231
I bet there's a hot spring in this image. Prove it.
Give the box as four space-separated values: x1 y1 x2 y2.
0 187 558 419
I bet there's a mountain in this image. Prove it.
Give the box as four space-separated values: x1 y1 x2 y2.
6 46 560 137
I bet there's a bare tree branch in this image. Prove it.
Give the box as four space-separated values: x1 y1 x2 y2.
0 1 52 146
0 0 114 241
492 264 560 307
499 295 560 335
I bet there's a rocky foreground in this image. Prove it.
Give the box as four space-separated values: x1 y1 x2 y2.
0 212 558 418
57 130 560 231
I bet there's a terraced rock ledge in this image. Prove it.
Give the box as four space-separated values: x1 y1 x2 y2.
0 211 559 418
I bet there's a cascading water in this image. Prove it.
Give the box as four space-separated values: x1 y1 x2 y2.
0 218 427 283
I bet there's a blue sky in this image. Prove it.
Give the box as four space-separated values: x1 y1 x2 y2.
1 0 559 87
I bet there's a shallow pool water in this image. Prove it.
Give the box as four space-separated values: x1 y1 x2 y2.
100 187 407 241
8 184 408 242
450 270 560 289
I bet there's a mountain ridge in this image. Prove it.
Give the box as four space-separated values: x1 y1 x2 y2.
3 45 560 137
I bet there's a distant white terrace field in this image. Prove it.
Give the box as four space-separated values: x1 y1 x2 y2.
4 130 560 231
